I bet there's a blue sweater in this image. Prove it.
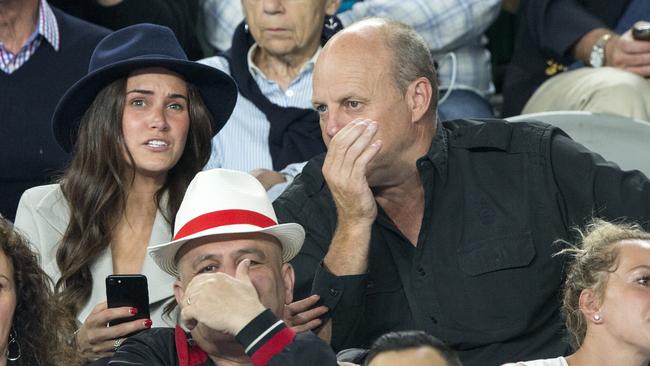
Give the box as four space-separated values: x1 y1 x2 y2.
0 7 109 221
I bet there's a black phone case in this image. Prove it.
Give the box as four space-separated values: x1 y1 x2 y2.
106 274 150 328
633 24 650 41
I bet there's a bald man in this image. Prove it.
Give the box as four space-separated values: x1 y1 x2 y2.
274 17 650 366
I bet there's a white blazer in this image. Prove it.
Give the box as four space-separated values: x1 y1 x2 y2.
14 184 176 327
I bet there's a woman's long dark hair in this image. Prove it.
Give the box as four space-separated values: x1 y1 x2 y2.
55 76 213 316
0 216 79 366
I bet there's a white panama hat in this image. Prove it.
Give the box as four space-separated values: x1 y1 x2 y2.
149 169 305 277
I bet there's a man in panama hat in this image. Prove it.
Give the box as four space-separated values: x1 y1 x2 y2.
110 168 338 366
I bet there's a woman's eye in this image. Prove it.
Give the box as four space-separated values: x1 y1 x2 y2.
169 103 184 111
636 276 650 286
130 99 145 107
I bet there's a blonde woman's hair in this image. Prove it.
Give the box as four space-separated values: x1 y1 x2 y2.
559 218 650 349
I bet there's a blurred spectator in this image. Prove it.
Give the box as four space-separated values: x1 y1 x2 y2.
365 331 462 366
201 0 500 121
111 169 337 365
0 0 109 221
0 215 79 365
503 219 650 366
14 24 236 361
274 17 650 366
49 0 203 60
503 0 650 120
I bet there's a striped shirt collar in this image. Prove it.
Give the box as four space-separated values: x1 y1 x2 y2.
0 0 59 74
246 43 320 82
38 0 60 51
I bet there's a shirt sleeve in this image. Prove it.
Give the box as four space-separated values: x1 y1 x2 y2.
550 132 650 229
524 0 608 63
311 264 368 350
236 309 338 366
201 0 243 52
337 0 501 51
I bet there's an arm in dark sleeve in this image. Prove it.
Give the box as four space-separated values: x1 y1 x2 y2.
525 0 607 62
311 264 368 351
551 131 650 229
274 182 336 301
237 309 338 366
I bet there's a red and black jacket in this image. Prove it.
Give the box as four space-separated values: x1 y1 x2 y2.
110 309 337 366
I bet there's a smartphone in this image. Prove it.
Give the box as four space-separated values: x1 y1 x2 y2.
106 274 150 328
633 22 650 41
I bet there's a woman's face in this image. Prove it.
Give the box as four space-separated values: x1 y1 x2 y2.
598 239 650 353
0 250 16 358
122 67 190 182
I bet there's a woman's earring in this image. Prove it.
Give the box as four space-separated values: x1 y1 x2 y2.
244 23 249 33
593 314 602 322
7 327 21 361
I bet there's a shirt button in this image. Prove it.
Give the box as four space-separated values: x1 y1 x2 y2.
285 89 295 97
329 288 339 296
417 267 426 276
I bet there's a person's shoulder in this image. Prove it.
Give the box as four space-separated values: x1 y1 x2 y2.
19 184 63 207
51 6 110 41
443 118 558 153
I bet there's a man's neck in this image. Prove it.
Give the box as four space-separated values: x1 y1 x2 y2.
0 0 39 53
252 44 318 90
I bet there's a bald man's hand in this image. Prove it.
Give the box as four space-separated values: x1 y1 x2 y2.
181 259 266 335
322 119 381 225
322 119 382 276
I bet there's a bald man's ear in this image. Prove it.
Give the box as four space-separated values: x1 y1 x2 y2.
282 263 296 304
325 0 341 16
407 77 434 123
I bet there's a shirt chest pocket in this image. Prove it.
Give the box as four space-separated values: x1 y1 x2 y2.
450 232 538 332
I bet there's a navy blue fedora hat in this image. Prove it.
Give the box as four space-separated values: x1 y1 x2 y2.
53 23 238 153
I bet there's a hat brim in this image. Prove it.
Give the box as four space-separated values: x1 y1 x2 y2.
52 56 238 153
149 223 305 277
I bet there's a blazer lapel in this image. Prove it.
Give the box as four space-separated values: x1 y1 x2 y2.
77 208 175 324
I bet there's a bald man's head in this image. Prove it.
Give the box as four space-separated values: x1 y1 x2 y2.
320 17 437 115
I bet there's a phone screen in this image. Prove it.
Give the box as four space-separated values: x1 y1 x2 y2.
106 274 150 328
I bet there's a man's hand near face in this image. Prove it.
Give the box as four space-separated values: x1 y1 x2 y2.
321 119 382 276
181 259 266 335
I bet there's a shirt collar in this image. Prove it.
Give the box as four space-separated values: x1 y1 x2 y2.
419 120 449 184
37 0 60 51
246 43 321 81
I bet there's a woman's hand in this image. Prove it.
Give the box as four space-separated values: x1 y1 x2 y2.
75 302 152 360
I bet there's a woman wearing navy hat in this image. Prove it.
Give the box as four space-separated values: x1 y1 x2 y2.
14 23 237 361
